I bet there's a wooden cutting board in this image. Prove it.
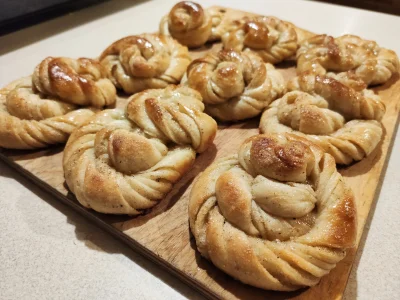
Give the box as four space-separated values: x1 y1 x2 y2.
1 6 399 300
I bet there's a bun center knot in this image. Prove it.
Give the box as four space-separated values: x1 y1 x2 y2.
94 127 167 174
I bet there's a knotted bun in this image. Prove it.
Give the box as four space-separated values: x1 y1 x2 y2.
185 49 284 121
297 34 399 86
0 57 116 149
63 85 217 214
189 133 356 291
159 1 227 47
260 74 385 164
33 57 116 107
100 34 191 94
222 16 298 64
126 85 217 152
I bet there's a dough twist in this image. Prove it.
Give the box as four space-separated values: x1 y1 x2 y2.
33 57 116 107
126 85 217 152
189 133 357 291
297 34 400 86
222 16 298 64
64 85 217 214
185 49 284 121
260 74 385 164
0 57 116 149
100 34 191 94
159 1 227 47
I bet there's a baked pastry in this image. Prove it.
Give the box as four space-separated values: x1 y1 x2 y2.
63 85 217 214
189 133 357 291
0 57 116 149
159 1 226 47
208 6 227 42
325 71 369 92
222 16 298 64
99 34 191 94
185 49 284 121
125 85 217 152
260 74 385 164
297 34 400 86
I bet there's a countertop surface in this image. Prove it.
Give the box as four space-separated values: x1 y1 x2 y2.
0 0 399 299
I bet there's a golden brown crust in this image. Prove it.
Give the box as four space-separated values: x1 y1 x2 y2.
64 85 217 215
207 6 227 41
160 1 212 47
260 73 385 164
323 193 357 247
185 49 284 121
248 134 314 181
222 16 298 64
32 57 116 107
297 34 400 85
0 55 118 150
159 1 228 47
63 109 196 215
126 85 217 153
189 133 357 291
99 34 191 94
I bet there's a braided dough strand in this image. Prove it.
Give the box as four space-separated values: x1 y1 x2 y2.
0 103 96 149
189 133 356 291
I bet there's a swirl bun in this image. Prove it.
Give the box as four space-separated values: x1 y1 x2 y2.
185 49 284 121
222 16 298 64
297 34 400 86
189 133 357 291
100 34 191 94
0 57 116 149
63 85 217 214
260 74 385 164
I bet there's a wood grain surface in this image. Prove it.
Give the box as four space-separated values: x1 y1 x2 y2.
1 7 399 300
